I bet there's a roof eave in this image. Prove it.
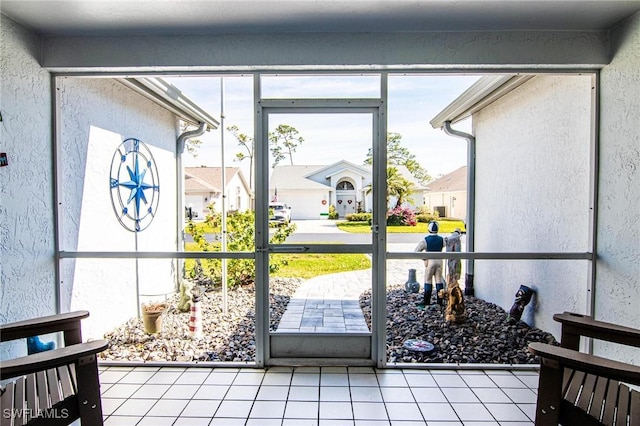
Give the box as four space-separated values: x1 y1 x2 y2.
117 77 220 130
429 74 534 129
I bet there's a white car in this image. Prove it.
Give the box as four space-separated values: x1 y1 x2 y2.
269 202 291 225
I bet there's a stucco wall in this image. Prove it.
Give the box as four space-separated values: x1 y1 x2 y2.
596 13 640 364
58 77 179 340
424 190 467 220
473 75 592 338
0 16 55 359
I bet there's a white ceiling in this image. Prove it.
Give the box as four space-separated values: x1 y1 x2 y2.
2 0 640 37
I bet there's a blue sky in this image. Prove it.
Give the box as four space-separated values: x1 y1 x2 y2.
166 74 480 179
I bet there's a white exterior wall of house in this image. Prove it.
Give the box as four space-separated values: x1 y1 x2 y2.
0 16 56 359
222 173 251 212
185 193 212 219
424 190 467 219
1 17 181 356
278 189 330 220
473 75 592 339
57 77 178 340
596 13 640 364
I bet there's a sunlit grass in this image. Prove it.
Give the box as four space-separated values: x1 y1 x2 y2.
185 243 370 279
186 222 218 234
271 253 371 279
336 219 466 234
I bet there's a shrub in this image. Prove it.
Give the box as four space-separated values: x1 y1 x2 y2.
345 212 372 222
415 205 439 223
327 204 339 220
416 213 439 223
185 210 296 288
386 207 417 226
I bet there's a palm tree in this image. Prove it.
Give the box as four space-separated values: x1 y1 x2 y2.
365 167 415 208
392 176 416 208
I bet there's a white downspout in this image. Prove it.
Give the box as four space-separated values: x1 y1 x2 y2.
177 122 208 288
443 121 475 296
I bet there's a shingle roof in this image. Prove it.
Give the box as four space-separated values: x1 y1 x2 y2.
185 166 242 193
426 166 467 192
270 165 333 190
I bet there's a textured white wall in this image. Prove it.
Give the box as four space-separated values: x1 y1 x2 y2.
596 13 640 365
473 75 592 338
58 77 179 340
0 16 56 359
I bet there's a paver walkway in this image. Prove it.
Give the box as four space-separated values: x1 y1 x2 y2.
275 257 421 333
274 221 466 334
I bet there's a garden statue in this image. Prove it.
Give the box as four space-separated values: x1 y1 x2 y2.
507 285 535 324
445 228 462 278
438 273 466 323
415 221 446 307
178 279 193 312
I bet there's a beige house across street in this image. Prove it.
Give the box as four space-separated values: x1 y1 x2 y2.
185 166 253 218
424 165 467 219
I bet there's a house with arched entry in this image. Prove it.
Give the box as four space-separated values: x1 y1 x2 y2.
269 161 372 219
269 160 427 219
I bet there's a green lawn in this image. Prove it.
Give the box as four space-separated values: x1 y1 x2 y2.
186 222 218 234
185 242 370 279
336 219 466 234
271 253 371 279
184 217 464 280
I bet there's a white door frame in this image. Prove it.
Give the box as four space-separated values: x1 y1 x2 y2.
254 78 388 367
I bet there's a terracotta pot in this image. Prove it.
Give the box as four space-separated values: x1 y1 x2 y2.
141 303 166 334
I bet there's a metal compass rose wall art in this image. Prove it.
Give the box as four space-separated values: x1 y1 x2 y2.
109 138 160 232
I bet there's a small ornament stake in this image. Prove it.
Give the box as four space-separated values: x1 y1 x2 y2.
188 286 203 339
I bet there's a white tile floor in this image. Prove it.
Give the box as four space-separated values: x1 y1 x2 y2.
98 365 539 425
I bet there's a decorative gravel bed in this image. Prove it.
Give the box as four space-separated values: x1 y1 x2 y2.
100 277 301 363
100 279 557 364
361 284 558 364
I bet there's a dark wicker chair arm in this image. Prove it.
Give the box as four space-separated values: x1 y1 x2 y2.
0 310 89 345
529 342 640 386
554 311 640 350
0 340 108 380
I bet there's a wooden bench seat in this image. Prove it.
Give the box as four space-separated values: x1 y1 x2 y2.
529 312 640 426
0 311 108 426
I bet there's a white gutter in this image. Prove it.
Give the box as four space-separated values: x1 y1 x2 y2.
177 122 208 289
117 77 220 130
443 121 476 296
431 74 535 296
430 75 533 129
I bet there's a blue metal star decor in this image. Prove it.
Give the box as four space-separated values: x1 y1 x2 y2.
109 138 160 232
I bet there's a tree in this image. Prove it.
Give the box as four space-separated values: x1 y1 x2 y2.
227 125 254 190
180 122 203 158
269 124 304 168
364 132 432 184
390 173 416 207
365 166 415 208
